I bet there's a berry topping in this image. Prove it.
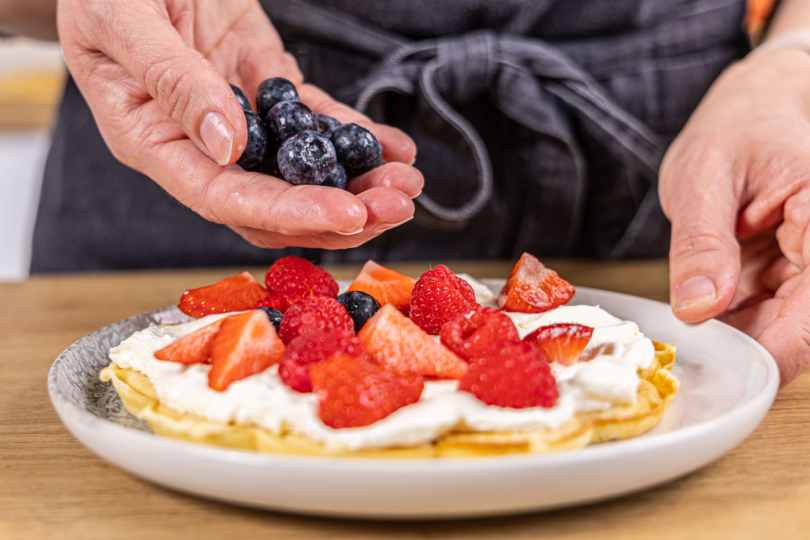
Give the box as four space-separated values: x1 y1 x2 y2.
178 272 267 319
524 323 593 366
230 84 251 112
440 306 520 361
410 265 478 335
277 130 337 186
255 293 305 314
208 310 286 391
322 162 348 190
154 318 225 364
266 101 318 146
279 329 365 393
278 296 354 343
331 123 382 177
256 306 283 332
310 354 424 429
337 291 381 331
459 341 558 409
264 256 339 298
236 111 268 169
358 304 467 379
497 253 575 313
257 77 299 120
347 260 416 315
316 113 341 139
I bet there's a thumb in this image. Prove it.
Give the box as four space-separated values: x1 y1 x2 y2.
662 165 741 323
94 4 246 166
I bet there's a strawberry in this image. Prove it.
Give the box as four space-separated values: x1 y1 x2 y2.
279 329 366 393
524 323 593 366
254 293 304 314
154 318 225 364
178 272 267 319
497 253 575 313
440 306 520 361
208 310 286 391
459 341 558 409
278 296 354 343
347 260 416 315
265 256 338 298
310 354 424 429
358 304 468 379
409 265 478 335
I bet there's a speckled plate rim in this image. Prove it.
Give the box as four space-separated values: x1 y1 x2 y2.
47 285 780 519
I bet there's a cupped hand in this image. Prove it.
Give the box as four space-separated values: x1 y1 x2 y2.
660 47 810 387
57 0 422 249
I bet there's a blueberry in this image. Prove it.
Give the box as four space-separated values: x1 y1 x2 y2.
236 111 267 169
257 77 299 120
277 130 337 185
322 163 348 190
266 101 319 146
331 123 382 177
316 114 341 139
230 84 251 112
337 291 381 331
251 140 280 176
257 307 283 332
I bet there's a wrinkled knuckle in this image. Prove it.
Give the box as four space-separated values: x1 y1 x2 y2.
143 56 198 123
670 223 737 260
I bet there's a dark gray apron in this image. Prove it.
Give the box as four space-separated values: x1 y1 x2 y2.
31 0 749 272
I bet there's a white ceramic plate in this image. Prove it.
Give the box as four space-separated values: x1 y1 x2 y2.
48 283 779 519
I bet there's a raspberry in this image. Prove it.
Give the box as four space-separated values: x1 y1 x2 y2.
265 256 338 298
254 293 304 314
279 329 365 393
409 265 478 335
278 296 354 343
440 306 520 361
459 341 558 409
310 354 424 429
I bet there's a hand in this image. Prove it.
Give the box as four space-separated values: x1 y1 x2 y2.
58 0 422 249
660 47 810 387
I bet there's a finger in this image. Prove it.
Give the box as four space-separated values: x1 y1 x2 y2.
719 296 783 340
347 162 424 198
775 186 810 269
354 186 416 231
761 256 799 292
299 84 417 164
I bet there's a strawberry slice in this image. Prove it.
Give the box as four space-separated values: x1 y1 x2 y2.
347 260 416 315
154 318 225 364
178 272 267 319
208 310 286 391
310 354 424 429
357 304 468 379
497 253 575 313
524 323 593 366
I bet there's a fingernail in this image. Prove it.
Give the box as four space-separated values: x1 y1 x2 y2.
674 275 717 312
376 216 414 233
334 228 365 236
200 112 233 166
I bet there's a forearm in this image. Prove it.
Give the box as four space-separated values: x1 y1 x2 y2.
0 0 57 41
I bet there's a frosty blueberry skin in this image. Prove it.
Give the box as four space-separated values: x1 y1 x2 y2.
257 77 299 120
236 111 268 169
322 163 348 190
266 101 319 146
331 123 382 177
316 114 341 139
337 291 381 331
277 130 337 186
257 307 283 332
230 84 252 112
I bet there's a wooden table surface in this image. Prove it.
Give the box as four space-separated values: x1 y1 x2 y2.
3 259 809 539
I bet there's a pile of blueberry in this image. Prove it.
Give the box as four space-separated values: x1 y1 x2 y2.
231 78 382 189
258 291 381 332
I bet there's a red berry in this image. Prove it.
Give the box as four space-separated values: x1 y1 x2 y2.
409 265 478 335
278 296 354 343
154 318 225 364
254 293 304 314
459 341 558 409
347 260 416 315
279 329 366 393
265 256 338 298
440 306 520 361
524 324 593 366
178 272 267 319
310 354 424 429
497 253 575 313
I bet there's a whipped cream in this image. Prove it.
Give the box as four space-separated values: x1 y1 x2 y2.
108 277 655 450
